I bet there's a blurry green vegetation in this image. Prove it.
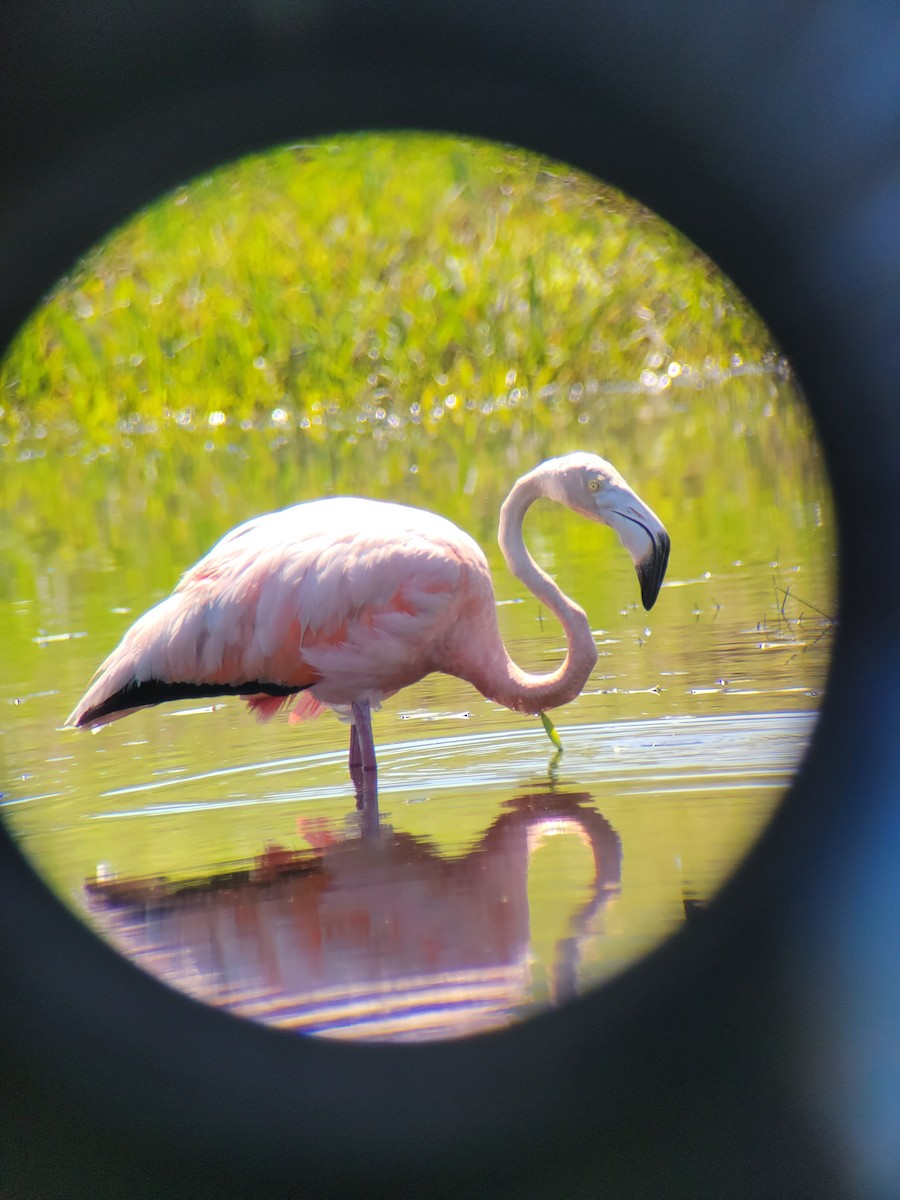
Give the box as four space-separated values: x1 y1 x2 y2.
1 132 822 578
2 133 772 447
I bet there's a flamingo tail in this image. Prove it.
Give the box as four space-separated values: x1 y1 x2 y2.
67 677 309 729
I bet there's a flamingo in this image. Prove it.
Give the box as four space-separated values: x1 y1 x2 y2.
66 453 670 800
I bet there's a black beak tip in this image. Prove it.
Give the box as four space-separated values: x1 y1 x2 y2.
637 531 671 611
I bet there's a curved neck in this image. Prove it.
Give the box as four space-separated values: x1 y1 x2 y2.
470 468 598 714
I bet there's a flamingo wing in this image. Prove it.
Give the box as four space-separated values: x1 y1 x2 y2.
67 498 489 729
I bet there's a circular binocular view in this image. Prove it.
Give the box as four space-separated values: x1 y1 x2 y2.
1 133 835 1042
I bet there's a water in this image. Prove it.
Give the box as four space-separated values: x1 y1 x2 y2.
3 531 831 1040
5 693 818 1042
0 429 834 1040
69 710 810 1042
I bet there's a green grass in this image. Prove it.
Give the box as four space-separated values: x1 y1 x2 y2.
1 132 823 567
3 132 783 454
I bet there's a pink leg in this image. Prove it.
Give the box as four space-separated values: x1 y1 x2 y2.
348 723 361 773
348 723 364 804
350 700 378 808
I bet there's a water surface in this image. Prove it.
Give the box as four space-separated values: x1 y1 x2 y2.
2 498 832 1040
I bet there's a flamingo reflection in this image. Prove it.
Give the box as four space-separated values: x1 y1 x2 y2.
85 792 621 1042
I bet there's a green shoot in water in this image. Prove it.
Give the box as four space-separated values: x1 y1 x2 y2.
540 711 563 752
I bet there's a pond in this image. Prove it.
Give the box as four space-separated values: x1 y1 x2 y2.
0 133 835 1041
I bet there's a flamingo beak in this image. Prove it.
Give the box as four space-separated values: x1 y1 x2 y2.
635 527 671 610
603 489 670 610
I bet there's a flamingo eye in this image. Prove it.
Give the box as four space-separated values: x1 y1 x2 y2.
587 478 601 492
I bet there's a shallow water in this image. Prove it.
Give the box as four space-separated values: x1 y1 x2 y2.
79 708 809 1042
5 700 815 1040
3 540 830 1040
2 413 834 1040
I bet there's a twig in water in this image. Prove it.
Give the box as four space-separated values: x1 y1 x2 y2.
775 586 834 623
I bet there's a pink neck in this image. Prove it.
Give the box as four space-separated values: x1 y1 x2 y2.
466 467 598 714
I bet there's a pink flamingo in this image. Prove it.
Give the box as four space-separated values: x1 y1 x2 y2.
67 453 669 799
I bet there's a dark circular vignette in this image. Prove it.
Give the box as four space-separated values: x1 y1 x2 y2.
2 2 899 1199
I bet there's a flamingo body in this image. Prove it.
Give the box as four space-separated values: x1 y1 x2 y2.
67 454 670 797
69 497 496 727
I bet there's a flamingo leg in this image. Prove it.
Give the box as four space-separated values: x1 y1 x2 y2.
348 722 361 773
350 700 378 809
348 725 364 805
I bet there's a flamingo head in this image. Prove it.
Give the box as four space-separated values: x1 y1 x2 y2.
543 453 671 610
